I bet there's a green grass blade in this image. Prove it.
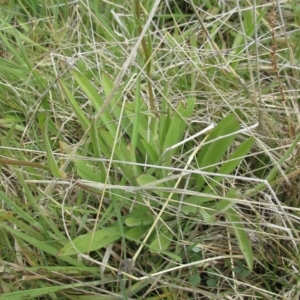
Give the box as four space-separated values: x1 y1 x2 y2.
72 69 117 135
131 75 141 148
59 79 90 131
0 280 105 300
39 114 67 178
0 223 82 266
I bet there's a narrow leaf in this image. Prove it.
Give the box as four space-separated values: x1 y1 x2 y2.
59 79 90 131
41 117 67 178
225 207 253 271
72 69 117 136
59 141 103 182
131 76 141 148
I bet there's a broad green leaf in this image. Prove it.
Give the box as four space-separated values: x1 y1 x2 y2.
58 223 150 257
125 225 150 240
159 98 195 177
125 211 153 227
196 114 239 189
76 163 103 183
90 119 101 158
162 99 194 152
204 137 254 193
148 114 159 141
136 174 168 198
57 225 123 256
211 198 235 215
181 194 217 215
225 207 253 271
162 106 184 152
189 273 201 286
184 97 196 116
149 228 181 262
101 72 133 136
197 114 239 168
89 121 108 181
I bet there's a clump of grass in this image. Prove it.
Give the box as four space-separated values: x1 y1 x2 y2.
0 0 299 299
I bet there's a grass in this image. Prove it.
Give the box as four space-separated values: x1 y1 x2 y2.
0 0 300 299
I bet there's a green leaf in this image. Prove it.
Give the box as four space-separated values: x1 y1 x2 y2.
101 71 122 108
189 273 201 286
73 69 102 111
181 194 217 215
125 225 150 240
100 130 127 162
59 141 103 182
204 137 254 193
59 79 90 131
0 281 104 300
196 114 239 189
158 83 169 144
124 102 151 143
207 278 217 287
125 211 153 227
162 99 194 152
131 75 141 148
149 229 182 262
0 223 81 266
211 188 237 215
240 268 251 277
57 225 123 256
139 138 160 163
231 8 266 70
199 208 217 224
225 207 253 271
149 227 172 252
136 174 168 198
123 142 142 180
40 116 66 179
72 69 117 136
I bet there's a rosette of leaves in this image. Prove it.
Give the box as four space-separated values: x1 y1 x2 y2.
57 64 254 271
